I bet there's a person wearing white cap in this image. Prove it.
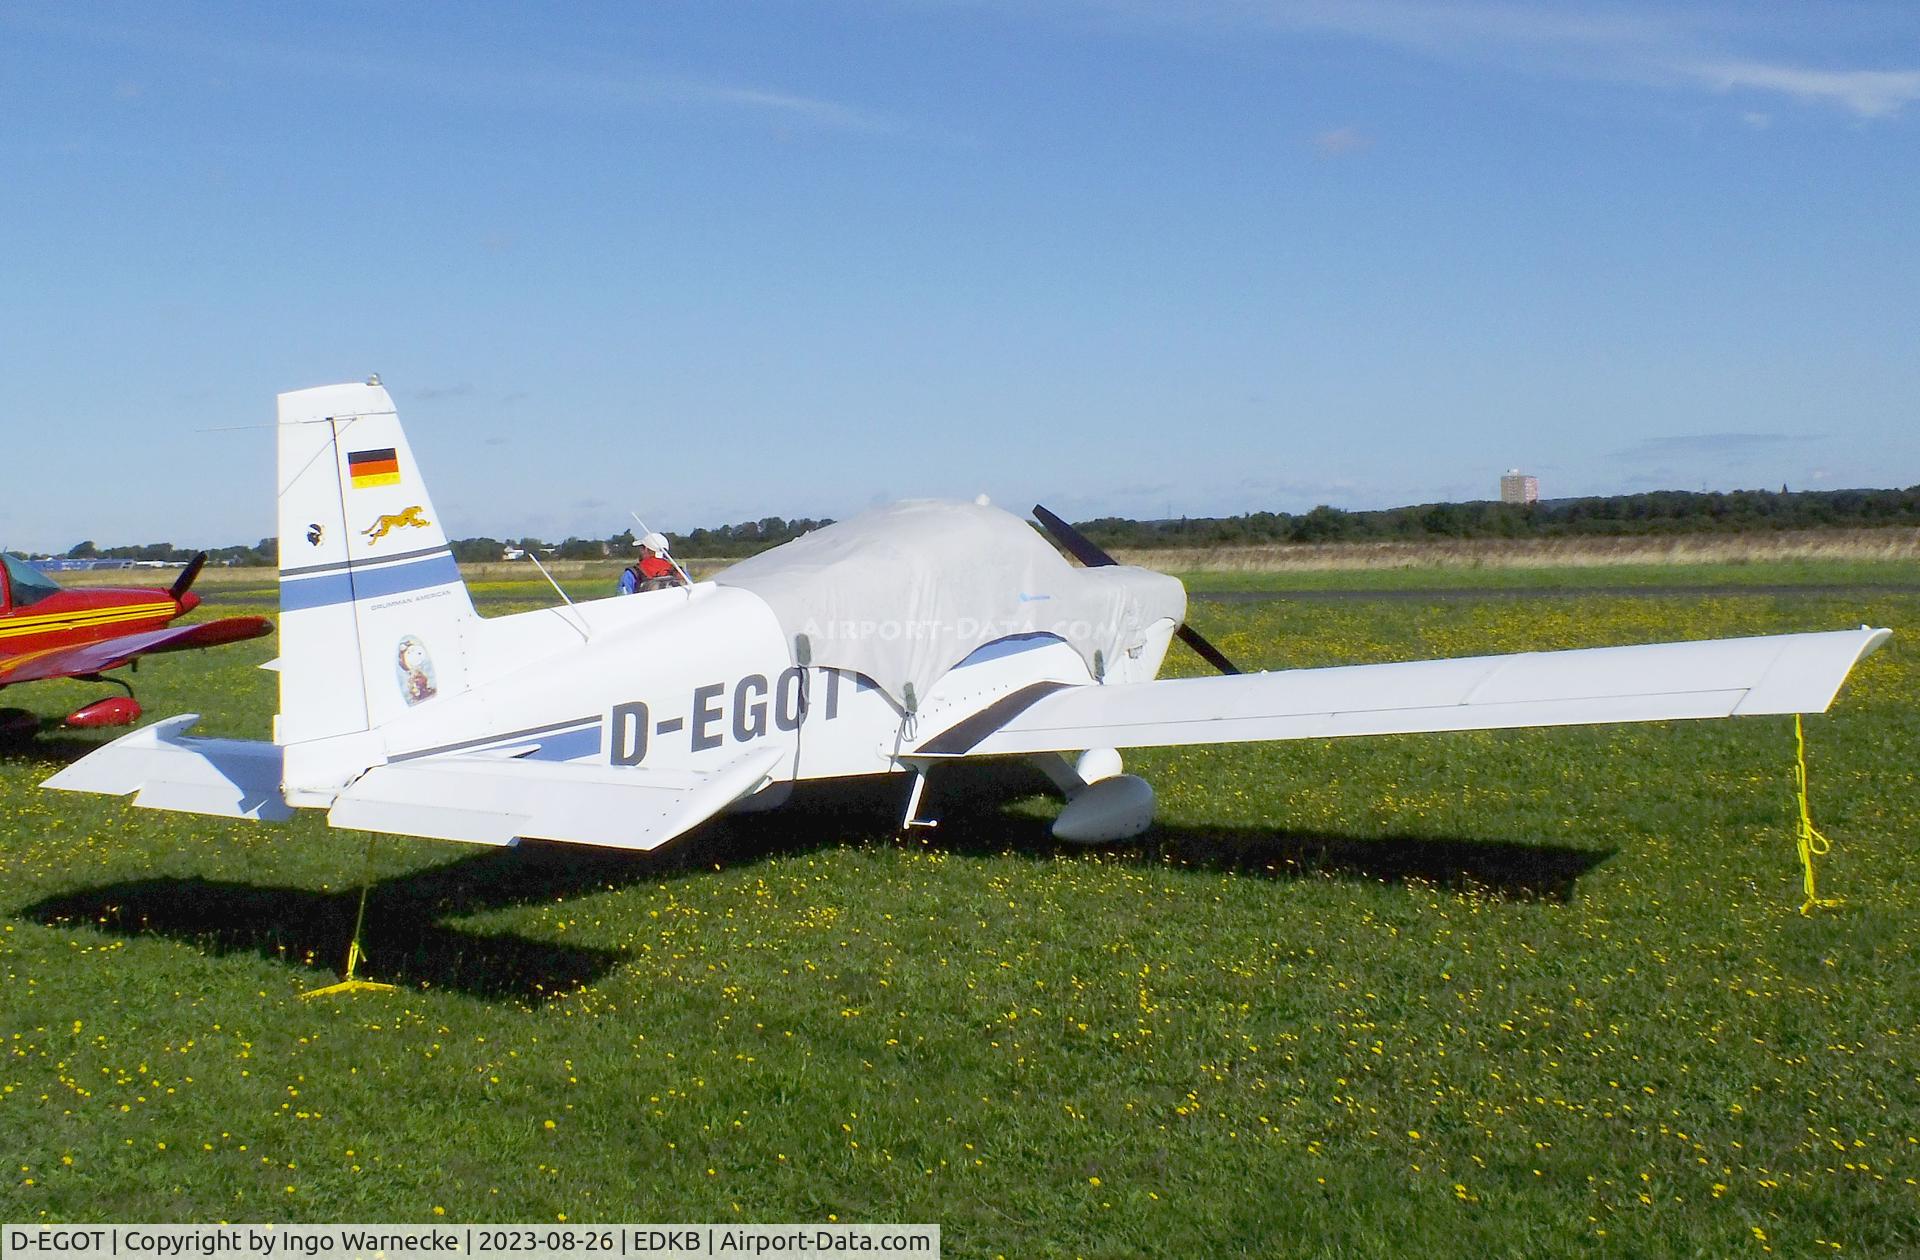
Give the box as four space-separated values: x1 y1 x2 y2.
618 531 684 593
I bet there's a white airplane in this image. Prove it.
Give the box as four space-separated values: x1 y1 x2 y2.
47 380 1891 851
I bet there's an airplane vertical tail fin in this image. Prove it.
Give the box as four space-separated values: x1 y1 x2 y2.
275 381 477 775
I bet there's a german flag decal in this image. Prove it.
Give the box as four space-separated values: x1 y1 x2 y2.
347 447 401 489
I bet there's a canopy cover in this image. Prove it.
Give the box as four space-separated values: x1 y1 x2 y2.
714 501 1185 709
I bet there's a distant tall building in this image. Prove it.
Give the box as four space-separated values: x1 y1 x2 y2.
1500 468 1539 505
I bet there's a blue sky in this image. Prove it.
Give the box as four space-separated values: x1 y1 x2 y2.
3 1 1915 552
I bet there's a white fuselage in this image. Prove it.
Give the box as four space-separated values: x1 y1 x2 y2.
366 580 1175 790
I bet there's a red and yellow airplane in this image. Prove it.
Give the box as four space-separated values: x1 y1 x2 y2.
0 552 271 734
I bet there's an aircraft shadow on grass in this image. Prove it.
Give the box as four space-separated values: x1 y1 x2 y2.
19 847 645 1002
18 762 1612 1002
903 761 1617 904
0 727 112 765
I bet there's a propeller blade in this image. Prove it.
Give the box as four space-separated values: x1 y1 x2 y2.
168 553 207 601
1032 504 1242 675
1173 622 1241 675
1032 503 1117 568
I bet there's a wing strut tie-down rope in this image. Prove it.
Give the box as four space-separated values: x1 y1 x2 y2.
301 834 398 998
1791 714 1843 917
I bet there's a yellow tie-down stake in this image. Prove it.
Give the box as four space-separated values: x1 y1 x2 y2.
1791 714 1844 916
302 838 398 998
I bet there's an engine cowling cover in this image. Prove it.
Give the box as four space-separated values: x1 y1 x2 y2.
1051 773 1155 844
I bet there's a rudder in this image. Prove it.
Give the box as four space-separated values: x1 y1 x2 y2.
275 380 477 765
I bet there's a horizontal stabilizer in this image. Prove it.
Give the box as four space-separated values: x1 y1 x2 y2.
42 715 293 820
917 627 1891 757
327 745 786 850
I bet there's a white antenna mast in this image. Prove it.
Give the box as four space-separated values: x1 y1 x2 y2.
525 549 590 641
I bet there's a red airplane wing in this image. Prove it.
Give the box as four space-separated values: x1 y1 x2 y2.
0 617 273 686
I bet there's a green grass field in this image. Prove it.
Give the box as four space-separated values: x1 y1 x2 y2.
2 569 1916 1257
1176 558 1920 593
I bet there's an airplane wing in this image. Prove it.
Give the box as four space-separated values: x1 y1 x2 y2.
913 627 1891 758
0 617 273 686
46 714 785 851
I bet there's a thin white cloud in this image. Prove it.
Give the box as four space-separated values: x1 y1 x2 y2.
10 9 897 135
692 83 898 133
1241 0 1680 56
481 64 901 133
1688 61 1920 119
1027 0 1920 121
1311 125 1373 156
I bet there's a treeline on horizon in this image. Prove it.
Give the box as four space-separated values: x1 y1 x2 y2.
1073 485 1920 549
39 486 1920 566
444 519 839 563
41 519 838 567
55 538 279 566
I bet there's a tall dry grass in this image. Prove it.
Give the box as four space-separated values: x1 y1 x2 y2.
49 526 1920 587
1111 527 1920 572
